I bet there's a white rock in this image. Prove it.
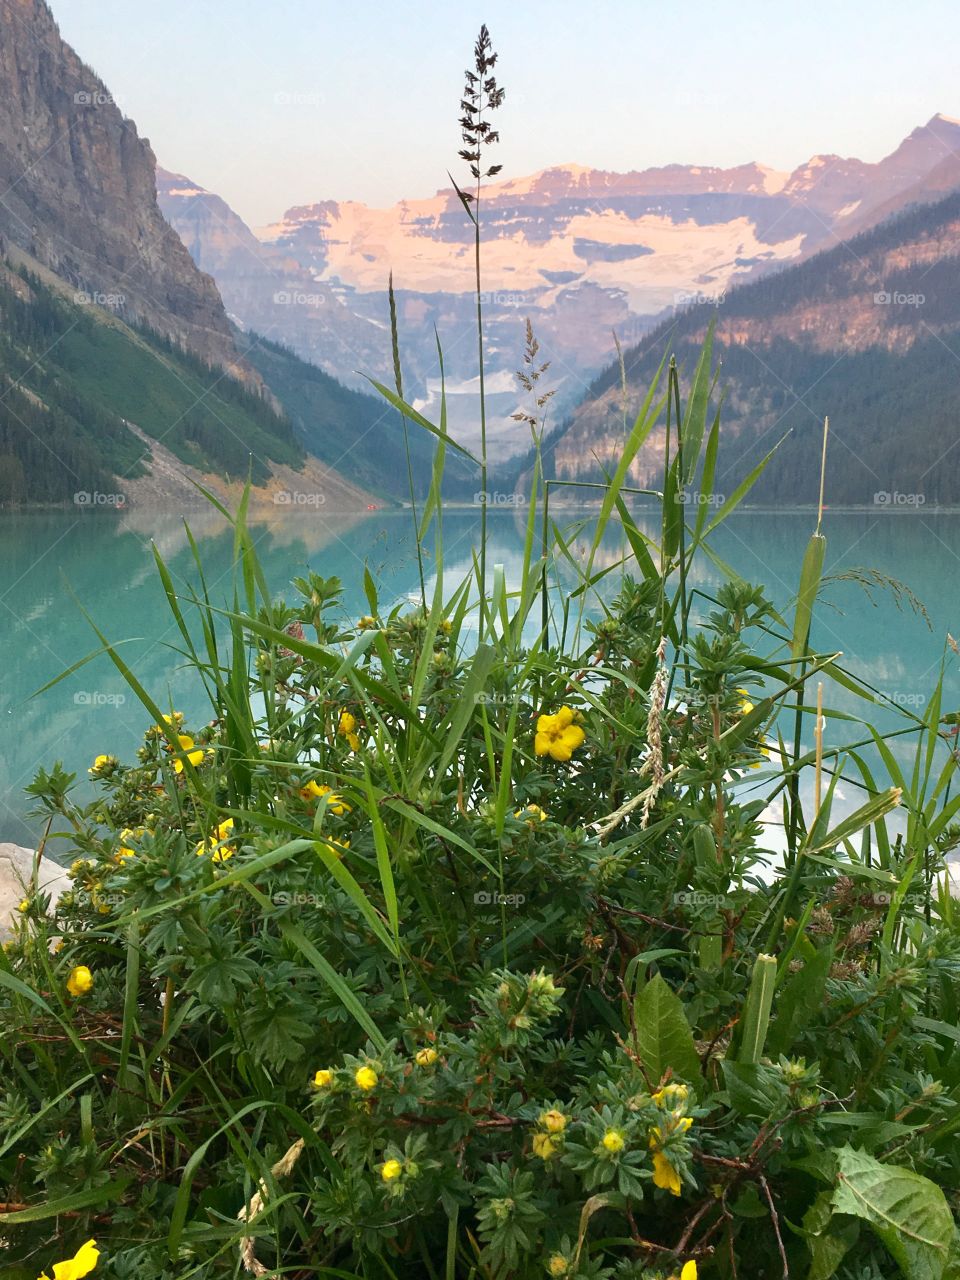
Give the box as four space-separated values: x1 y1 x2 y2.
0 844 71 939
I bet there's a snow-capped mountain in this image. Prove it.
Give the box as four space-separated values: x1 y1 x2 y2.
158 115 960 455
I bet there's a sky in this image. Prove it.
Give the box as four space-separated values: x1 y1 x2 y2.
53 0 960 228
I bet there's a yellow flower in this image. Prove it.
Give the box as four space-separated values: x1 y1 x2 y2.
172 734 205 774
300 781 351 814
338 709 360 752
652 1083 689 1108
601 1128 625 1154
515 804 548 824
736 688 755 715
540 1108 567 1133
531 1132 557 1161
116 826 144 861
319 837 350 860
88 754 117 775
381 1158 403 1182
195 817 236 862
17 898 29 914
651 1149 682 1196
66 966 94 998
38 1237 100 1280
313 1068 334 1088
415 1047 438 1067
534 707 585 762
681 1263 697 1280
355 1065 378 1091
548 1254 569 1276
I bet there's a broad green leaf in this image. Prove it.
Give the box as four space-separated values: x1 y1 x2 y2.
633 972 700 1086
832 1146 953 1280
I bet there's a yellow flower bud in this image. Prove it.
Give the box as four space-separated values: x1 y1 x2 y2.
381 1158 403 1182
66 965 94 997
601 1128 625 1154
354 1065 378 1091
313 1069 334 1089
531 1132 557 1161
540 1108 567 1134
415 1047 438 1067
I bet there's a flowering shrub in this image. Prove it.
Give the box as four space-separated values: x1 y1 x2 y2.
3 471 960 1279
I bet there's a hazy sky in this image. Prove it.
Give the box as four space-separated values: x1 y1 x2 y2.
54 0 960 227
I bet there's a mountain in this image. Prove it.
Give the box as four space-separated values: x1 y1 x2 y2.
241 332 467 500
0 260 313 504
0 0 253 380
157 116 960 457
156 169 392 387
0 0 404 507
534 186 960 505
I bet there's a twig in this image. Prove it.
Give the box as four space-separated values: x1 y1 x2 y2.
760 1174 789 1279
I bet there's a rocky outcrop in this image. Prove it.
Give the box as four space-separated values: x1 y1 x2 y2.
0 0 252 380
0 843 69 940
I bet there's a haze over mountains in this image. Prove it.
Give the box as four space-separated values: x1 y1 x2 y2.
4 0 960 507
158 115 960 456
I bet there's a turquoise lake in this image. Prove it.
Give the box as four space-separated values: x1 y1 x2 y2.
1 507 958 849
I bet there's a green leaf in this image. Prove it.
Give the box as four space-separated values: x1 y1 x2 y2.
0 1177 130 1222
792 532 827 659
735 953 777 1064
767 945 834 1056
633 972 700 1086
831 1146 953 1280
721 1060 784 1120
802 1189 860 1280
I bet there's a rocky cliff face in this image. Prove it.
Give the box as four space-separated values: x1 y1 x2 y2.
0 0 250 379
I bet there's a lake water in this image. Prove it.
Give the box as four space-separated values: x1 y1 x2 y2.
1 506 958 849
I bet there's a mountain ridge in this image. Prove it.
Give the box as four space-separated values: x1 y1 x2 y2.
159 114 960 457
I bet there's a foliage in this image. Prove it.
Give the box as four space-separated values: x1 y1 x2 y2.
0 265 301 503
3 332 960 1278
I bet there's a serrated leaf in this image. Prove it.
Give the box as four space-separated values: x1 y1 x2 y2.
633 972 700 1086
831 1147 953 1280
